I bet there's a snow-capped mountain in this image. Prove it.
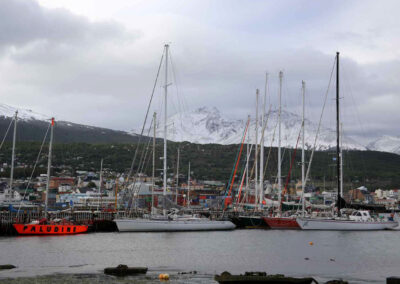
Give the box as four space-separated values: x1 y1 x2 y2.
158 106 367 150
1 102 398 155
0 103 139 143
0 103 50 121
367 135 400 155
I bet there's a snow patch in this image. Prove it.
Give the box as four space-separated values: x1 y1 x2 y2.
0 103 50 121
136 106 367 151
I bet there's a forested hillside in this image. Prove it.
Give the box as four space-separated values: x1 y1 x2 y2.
1 141 399 189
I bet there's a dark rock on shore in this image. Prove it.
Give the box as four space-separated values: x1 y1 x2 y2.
0 264 16 270
387 277 400 284
104 264 147 276
215 271 318 283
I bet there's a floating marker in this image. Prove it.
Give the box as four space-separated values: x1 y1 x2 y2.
159 273 170 280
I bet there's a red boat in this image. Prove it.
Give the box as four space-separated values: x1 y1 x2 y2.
13 219 88 235
263 217 300 229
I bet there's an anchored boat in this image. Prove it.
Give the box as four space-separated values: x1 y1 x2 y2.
296 52 398 231
116 215 235 232
13 219 88 235
115 44 235 232
231 215 268 229
263 216 299 229
297 210 398 231
13 118 88 236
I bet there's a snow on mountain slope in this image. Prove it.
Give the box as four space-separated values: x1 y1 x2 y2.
367 135 400 155
167 107 242 144
159 106 366 150
0 103 141 143
3 102 397 154
0 103 50 121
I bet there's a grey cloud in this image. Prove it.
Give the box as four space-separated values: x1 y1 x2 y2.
0 0 399 145
0 0 134 48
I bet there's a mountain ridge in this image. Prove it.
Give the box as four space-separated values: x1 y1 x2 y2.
0 103 399 155
148 106 366 150
0 103 140 144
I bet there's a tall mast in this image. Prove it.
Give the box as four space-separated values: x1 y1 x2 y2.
187 162 190 208
301 81 306 216
97 158 103 211
152 112 156 213
45 118 54 217
340 123 343 197
246 115 250 203
163 44 169 216
259 74 267 206
9 111 17 198
278 71 283 214
336 52 342 212
176 147 180 204
254 89 259 206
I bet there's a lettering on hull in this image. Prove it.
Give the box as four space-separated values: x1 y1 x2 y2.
13 224 88 235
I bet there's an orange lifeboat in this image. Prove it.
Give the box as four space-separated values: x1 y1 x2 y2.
13 219 88 235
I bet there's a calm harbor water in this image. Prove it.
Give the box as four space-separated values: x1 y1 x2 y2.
1 230 400 283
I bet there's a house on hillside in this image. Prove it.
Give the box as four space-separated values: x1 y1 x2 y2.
346 186 373 204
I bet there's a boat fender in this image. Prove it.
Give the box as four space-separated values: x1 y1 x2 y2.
159 273 169 280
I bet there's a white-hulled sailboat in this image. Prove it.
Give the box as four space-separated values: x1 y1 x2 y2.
296 52 398 230
115 44 235 232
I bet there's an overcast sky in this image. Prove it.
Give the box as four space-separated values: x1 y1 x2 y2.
0 0 399 142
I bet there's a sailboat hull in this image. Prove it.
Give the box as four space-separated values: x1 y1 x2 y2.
296 217 398 230
13 224 88 235
230 216 269 229
115 218 235 232
263 217 300 229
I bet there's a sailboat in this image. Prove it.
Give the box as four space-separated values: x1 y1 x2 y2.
232 90 269 229
115 44 235 232
0 112 23 207
13 118 88 235
263 72 300 229
296 52 398 230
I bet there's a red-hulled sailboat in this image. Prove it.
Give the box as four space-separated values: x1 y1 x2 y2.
262 74 305 230
13 118 88 236
263 216 299 229
13 218 88 235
